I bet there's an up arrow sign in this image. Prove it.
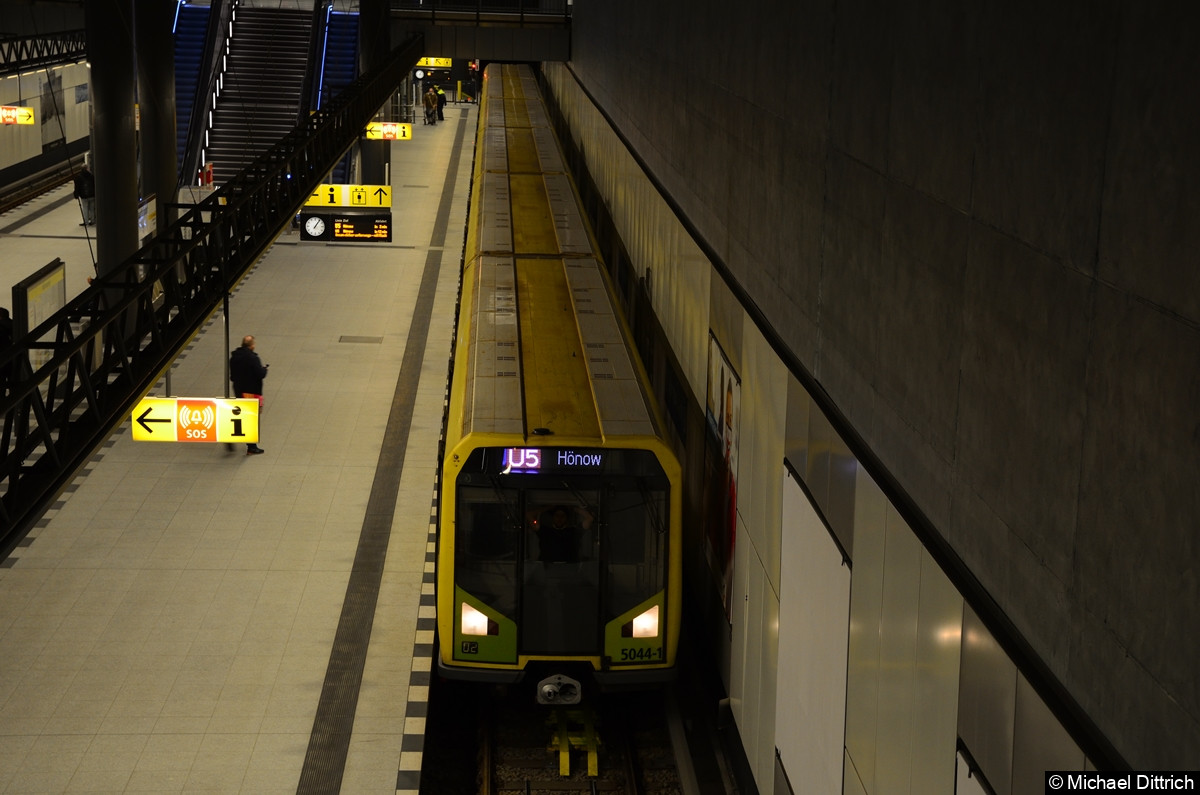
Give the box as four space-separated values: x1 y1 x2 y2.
136 406 171 434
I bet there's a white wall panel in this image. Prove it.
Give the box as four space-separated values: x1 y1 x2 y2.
872 507 921 793
757 567 780 793
741 551 766 790
776 467 851 795
740 322 786 592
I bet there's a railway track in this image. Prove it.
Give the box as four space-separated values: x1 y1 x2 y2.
481 686 683 795
423 676 686 795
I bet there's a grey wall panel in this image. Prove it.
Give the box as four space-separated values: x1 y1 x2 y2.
956 751 990 795
872 507 921 792
1100 5 1200 321
970 3 1115 274
784 383 812 493
958 606 1016 795
1012 674 1086 794
825 426 857 557
776 468 851 795
909 551 963 794
806 405 834 524
844 749 869 795
844 469 887 790
1074 283 1200 764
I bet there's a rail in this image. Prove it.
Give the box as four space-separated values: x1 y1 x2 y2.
0 33 425 556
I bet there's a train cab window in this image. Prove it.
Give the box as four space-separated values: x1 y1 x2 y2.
455 486 521 620
602 478 668 619
526 498 597 565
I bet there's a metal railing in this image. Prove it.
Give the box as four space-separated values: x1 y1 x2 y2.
391 0 571 23
0 33 425 554
0 31 86 76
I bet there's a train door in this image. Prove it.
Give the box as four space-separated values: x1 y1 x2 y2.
520 489 600 654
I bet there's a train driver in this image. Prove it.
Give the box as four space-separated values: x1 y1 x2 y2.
534 505 593 564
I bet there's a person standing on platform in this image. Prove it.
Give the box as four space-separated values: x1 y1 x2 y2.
73 165 95 226
424 86 438 125
436 84 446 121
229 335 267 455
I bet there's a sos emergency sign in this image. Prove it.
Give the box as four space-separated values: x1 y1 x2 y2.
132 397 260 443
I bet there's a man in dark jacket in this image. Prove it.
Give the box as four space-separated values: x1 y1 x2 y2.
229 335 267 454
73 165 95 225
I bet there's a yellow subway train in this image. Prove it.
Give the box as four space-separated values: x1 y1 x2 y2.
436 63 682 699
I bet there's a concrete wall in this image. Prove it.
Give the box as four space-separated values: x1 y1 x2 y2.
569 0 1199 770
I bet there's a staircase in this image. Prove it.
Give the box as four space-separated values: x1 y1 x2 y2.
204 7 313 184
173 2 209 172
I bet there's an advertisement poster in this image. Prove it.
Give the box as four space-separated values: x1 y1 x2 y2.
704 333 740 622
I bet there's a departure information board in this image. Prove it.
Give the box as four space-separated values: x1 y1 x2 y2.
300 213 392 242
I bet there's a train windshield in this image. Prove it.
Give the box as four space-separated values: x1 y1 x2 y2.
454 447 670 656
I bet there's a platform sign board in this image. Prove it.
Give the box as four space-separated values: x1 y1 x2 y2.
299 213 392 242
132 397 260 443
0 105 35 125
304 183 392 208
365 122 412 140
416 57 452 68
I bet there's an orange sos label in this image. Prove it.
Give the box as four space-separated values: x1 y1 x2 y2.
176 399 218 442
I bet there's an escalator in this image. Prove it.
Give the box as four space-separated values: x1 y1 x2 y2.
173 1 209 173
203 6 314 184
317 9 358 184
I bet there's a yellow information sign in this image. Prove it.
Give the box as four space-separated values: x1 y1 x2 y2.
365 121 412 141
304 183 392 209
0 105 35 125
132 397 260 443
416 57 452 68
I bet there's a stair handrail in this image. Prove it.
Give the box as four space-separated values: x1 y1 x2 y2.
297 0 329 122
177 0 236 190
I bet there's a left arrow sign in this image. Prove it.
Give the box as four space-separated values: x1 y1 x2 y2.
136 406 171 434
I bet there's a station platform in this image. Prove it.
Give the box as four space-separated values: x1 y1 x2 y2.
0 102 476 793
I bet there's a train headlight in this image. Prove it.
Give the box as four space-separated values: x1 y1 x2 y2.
623 605 660 638
461 602 498 636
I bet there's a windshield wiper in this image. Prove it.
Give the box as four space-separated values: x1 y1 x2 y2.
636 477 667 536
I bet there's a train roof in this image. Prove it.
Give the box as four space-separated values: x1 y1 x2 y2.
452 64 661 446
